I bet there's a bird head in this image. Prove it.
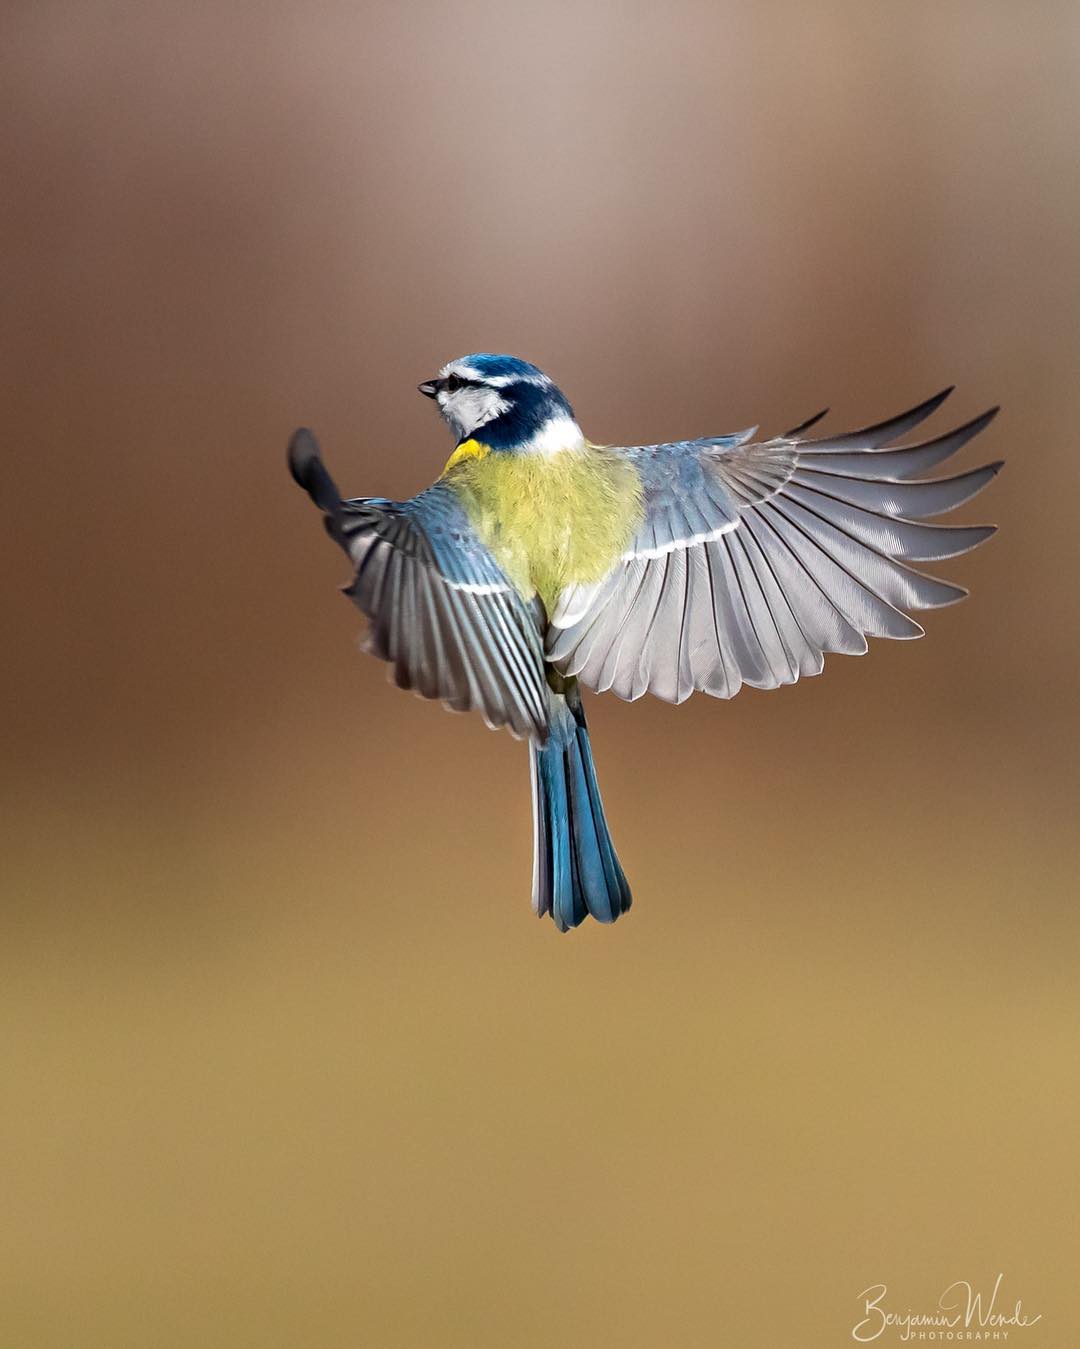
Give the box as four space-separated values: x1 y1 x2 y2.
418 353 584 454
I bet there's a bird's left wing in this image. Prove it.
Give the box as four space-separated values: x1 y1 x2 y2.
547 391 1001 703
289 429 550 740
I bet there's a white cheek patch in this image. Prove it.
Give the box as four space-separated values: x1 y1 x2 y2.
439 386 510 438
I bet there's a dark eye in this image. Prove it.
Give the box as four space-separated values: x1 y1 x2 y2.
445 373 463 393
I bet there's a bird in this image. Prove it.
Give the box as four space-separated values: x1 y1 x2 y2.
288 353 1001 933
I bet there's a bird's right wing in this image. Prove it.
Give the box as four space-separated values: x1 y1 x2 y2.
547 391 1001 703
289 429 550 741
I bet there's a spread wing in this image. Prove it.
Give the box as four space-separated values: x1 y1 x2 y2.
547 390 1002 703
289 429 550 740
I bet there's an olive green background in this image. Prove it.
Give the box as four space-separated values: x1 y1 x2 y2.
4 2 1078 1346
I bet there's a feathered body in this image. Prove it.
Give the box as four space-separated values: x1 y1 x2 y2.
448 445 643 615
289 352 1001 932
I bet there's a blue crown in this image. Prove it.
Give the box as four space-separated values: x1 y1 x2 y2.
455 353 577 451
457 353 550 383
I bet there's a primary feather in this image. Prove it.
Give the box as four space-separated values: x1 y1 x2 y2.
546 392 1002 703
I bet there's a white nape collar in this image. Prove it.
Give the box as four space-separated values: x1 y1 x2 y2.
517 413 586 456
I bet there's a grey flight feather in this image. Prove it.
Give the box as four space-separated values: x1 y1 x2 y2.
288 428 550 741
546 392 1002 704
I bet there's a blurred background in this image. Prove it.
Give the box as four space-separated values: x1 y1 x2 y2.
3 2 1078 1345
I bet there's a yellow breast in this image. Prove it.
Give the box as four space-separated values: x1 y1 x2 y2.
443 444 643 614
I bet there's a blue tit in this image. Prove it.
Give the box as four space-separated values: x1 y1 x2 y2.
289 353 1001 933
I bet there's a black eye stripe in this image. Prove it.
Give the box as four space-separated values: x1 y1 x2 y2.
444 374 485 393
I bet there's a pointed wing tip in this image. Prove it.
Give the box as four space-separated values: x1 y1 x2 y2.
963 405 1001 437
288 426 343 515
796 385 959 452
965 523 998 550
914 385 955 416
914 386 955 419
902 385 952 414
784 406 831 438
288 425 321 484
936 583 970 608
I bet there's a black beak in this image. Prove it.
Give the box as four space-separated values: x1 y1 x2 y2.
418 380 440 399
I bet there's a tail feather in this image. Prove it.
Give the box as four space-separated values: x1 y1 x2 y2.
531 682 631 932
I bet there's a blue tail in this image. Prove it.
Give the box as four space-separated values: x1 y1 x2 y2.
530 680 632 932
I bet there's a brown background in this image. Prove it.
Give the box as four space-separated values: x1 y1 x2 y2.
3 2 1078 1346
